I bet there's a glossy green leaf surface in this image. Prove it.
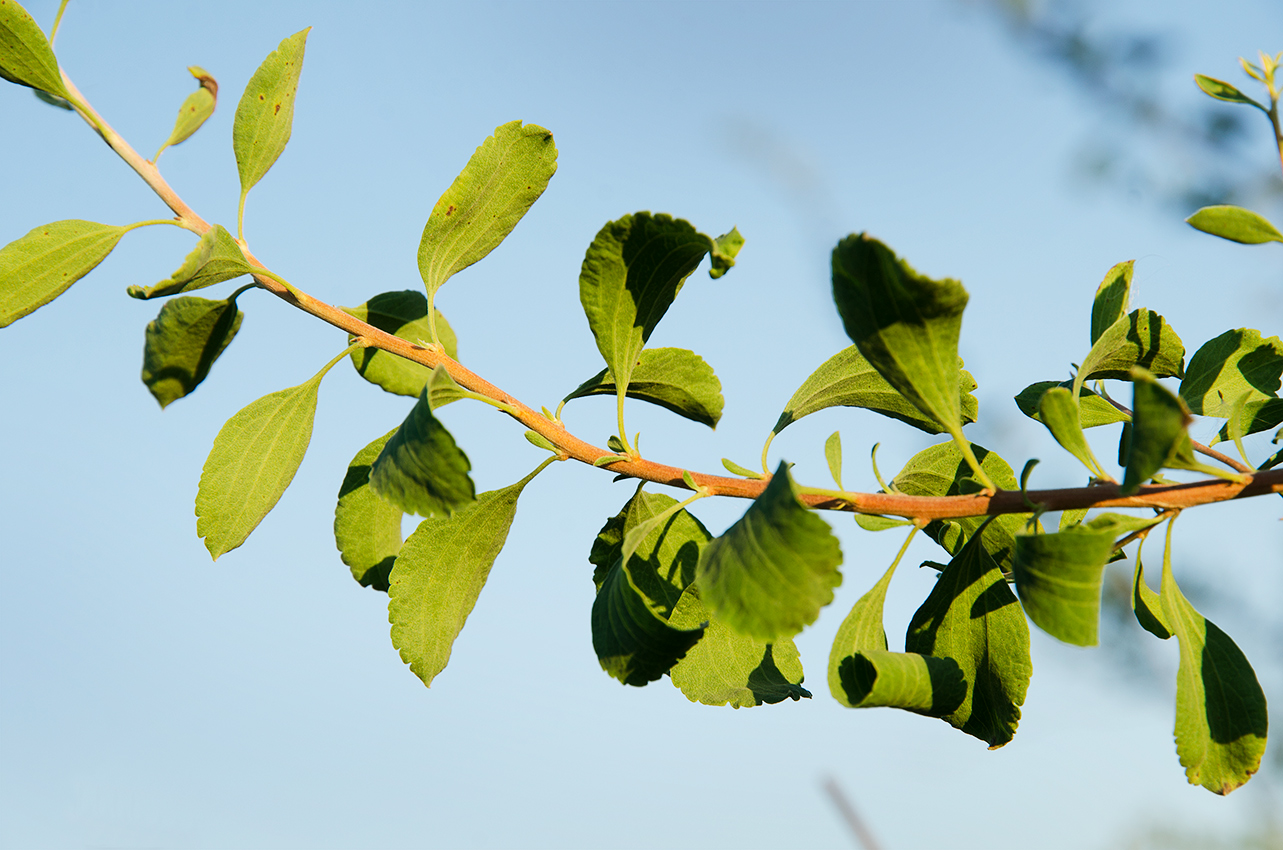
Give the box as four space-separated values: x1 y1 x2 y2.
369 387 475 517
1161 558 1268 794
0 0 70 98
1014 380 1130 428
1091 260 1133 345
773 345 978 436
1194 74 1266 110
155 66 217 161
1122 370 1193 495
1013 513 1158 646
389 466 542 687
141 294 243 408
563 347 723 428
831 234 970 435
1180 328 1283 417
233 28 309 199
696 463 842 642
579 212 717 395
891 441 1029 575
128 225 253 300
418 121 557 295
334 429 402 591
1186 205 1283 245
1078 308 1185 385
343 290 457 397
905 534 1032 748
196 376 320 559
1036 387 1105 478
0 220 127 327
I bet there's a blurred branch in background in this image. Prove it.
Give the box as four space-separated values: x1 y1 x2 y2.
979 0 1283 211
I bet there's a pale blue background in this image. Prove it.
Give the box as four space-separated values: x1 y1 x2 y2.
3 2 1283 848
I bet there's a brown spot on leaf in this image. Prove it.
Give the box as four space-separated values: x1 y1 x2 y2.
274 103 280 115
446 205 456 216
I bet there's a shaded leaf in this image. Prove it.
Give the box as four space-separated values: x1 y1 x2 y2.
1213 398 1283 443
592 557 704 687
127 225 253 300
1161 557 1268 794
1180 328 1283 417
141 294 244 408
0 0 70 99
905 534 1032 748
1194 74 1267 111
1091 260 1133 345
369 387 475 517
233 28 309 199
696 462 842 642
343 290 457 397
579 212 721 395
389 465 544 687
1132 555 1171 640
418 121 558 295
773 345 978 436
1014 380 1130 428
1122 369 1193 495
154 66 217 161
1078 308 1185 385
196 377 320 559
1186 205 1283 245
830 234 969 435
334 429 402 591
0 220 127 327
563 347 723 429
425 364 470 410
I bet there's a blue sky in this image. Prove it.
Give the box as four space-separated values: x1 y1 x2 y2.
3 1 1283 848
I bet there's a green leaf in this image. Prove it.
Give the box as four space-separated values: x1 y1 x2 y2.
1091 260 1133 345
1012 513 1159 646
853 514 913 532
1131 555 1171 640
369 386 475 517
0 0 70 99
1014 380 1130 428
824 431 843 490
696 462 842 642
891 441 1030 575
389 465 544 687
589 491 710 686
1194 75 1268 111
772 345 978 436
1161 557 1268 794
233 28 309 200
127 225 253 300
154 66 217 161
721 458 762 479
1180 328 1283 417
905 534 1032 748
0 220 127 327
708 227 745 279
668 585 809 707
1213 398 1283 443
196 376 321 559
342 290 458 397
1077 309 1185 387
418 120 558 296
140 294 244 408
578 212 724 395
563 347 724 429
1122 369 1193 495
1186 205 1283 245
827 554 966 715
334 429 402 591
424 364 470 410
1036 386 1107 479
830 234 970 435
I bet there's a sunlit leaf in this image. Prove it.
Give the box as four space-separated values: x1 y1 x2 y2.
369 387 475 517
772 345 978 436
140 294 244 408
1091 260 1133 345
696 463 842 642
1078 308 1185 386
1131 555 1170 640
563 347 723 428
905 534 1032 748
233 28 309 200
825 431 843 490
1014 380 1130 428
0 0 70 99
1121 369 1193 495
418 121 558 296
127 225 253 300
334 429 402 591
154 66 217 161
1194 74 1267 111
0 220 127 327
342 290 457 397
853 514 913 532
1037 386 1106 478
389 464 544 687
1186 205 1283 245
1213 398 1283 443
1180 328 1283 417
708 227 745 279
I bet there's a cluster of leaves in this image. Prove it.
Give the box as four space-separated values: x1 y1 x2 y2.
1 1 1280 796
